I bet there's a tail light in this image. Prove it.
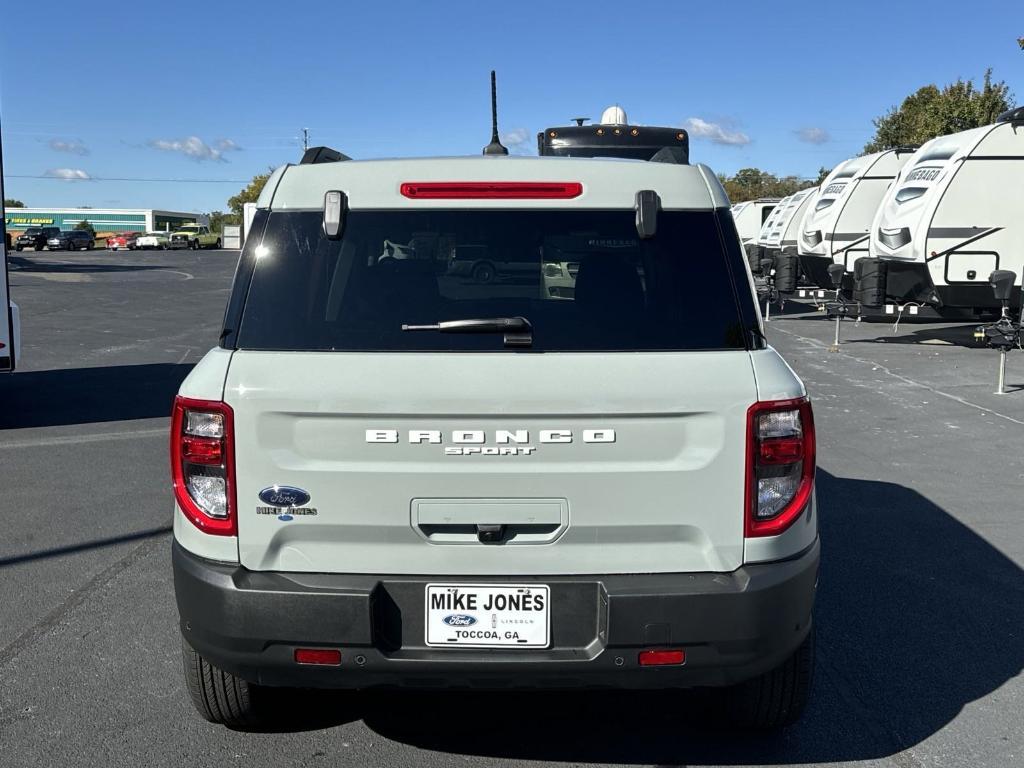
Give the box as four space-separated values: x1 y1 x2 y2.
745 398 815 537
171 396 236 536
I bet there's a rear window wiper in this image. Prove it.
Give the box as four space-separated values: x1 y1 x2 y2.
401 317 533 348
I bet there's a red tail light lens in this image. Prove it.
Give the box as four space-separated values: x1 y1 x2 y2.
399 182 583 199
171 396 236 536
745 398 815 538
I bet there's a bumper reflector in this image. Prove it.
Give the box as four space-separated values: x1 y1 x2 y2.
294 649 342 666
638 649 686 667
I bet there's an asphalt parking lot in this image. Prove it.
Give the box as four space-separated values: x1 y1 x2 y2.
1 248 1021 768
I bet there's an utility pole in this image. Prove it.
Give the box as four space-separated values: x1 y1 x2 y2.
302 128 309 152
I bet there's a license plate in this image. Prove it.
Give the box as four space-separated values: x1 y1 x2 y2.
425 584 550 648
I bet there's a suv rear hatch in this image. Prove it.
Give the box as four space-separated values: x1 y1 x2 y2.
223 205 761 576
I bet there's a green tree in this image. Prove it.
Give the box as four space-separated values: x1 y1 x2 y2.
206 211 233 233
813 167 832 185
74 219 95 236
227 171 272 219
864 70 1013 153
718 168 816 204
3 198 26 208
1018 37 1023 50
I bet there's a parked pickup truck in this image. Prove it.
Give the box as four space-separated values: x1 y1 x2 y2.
170 224 221 250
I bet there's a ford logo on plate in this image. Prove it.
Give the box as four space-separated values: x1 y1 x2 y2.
258 486 311 508
442 614 477 627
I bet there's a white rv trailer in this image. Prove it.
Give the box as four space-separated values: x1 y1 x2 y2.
863 107 1024 314
798 147 916 288
746 194 791 272
767 186 817 259
731 198 779 245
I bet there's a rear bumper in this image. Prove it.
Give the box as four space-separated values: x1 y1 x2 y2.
173 539 819 690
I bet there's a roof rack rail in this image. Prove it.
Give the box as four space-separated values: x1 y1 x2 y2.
996 106 1024 123
300 146 352 164
893 145 920 154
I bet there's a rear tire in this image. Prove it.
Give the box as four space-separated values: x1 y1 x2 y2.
723 625 814 730
181 637 262 728
473 262 496 284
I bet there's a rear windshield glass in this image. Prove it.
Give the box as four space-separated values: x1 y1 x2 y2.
235 210 751 352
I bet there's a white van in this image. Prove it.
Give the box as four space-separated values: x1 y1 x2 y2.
798 148 915 288
859 108 1024 314
2 231 18 373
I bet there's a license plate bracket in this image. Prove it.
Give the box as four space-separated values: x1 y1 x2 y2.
425 584 550 648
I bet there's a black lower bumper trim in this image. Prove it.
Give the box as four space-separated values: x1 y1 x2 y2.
173 540 819 690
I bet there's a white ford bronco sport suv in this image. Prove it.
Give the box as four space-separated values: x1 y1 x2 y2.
172 138 819 730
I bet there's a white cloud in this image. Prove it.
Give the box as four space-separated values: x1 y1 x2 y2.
683 117 751 147
795 127 830 144
49 138 89 156
501 128 534 154
44 168 91 180
147 136 242 162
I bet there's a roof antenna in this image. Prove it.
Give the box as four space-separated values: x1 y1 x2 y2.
482 70 509 156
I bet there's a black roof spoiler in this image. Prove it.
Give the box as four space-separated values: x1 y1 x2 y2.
996 106 1024 123
300 146 352 164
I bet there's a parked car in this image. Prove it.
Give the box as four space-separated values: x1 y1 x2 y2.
46 230 95 251
15 226 60 251
170 224 220 250
172 148 819 731
106 232 139 250
135 231 170 250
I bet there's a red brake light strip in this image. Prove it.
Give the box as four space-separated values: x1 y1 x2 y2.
400 182 583 199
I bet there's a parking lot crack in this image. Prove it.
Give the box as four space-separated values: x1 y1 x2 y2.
0 532 169 670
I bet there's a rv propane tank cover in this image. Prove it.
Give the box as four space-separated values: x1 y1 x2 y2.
853 257 888 307
773 254 800 294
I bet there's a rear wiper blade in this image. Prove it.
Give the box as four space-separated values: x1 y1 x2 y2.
401 316 533 348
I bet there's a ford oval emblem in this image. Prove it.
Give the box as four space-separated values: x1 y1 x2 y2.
277 514 294 522
258 486 311 508
442 614 477 627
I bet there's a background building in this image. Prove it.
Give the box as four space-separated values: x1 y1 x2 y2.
3 208 205 237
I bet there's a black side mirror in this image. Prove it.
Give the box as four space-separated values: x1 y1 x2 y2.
827 263 845 290
989 270 1017 302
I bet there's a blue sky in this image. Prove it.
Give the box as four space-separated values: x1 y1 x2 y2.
1 0 1021 213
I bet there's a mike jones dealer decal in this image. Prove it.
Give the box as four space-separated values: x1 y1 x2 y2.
366 428 616 456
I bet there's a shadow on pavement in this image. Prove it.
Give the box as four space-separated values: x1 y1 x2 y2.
8 254 172 274
0 363 192 429
844 323 985 349
251 470 1023 764
0 525 172 568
